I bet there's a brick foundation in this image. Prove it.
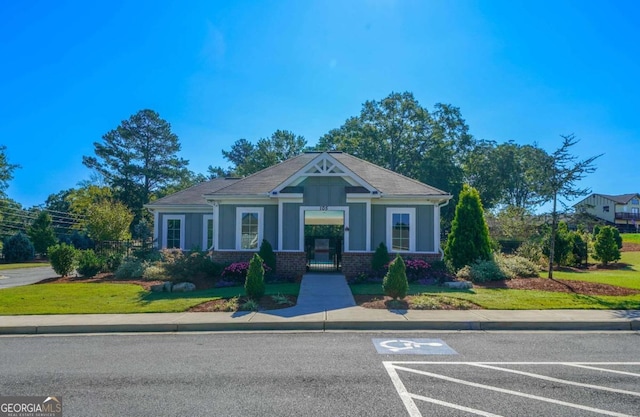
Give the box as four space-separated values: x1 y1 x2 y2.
211 250 307 281
342 252 442 279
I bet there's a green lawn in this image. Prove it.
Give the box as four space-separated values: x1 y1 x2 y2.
543 252 640 290
351 250 640 310
622 233 640 244
0 263 50 270
0 282 300 315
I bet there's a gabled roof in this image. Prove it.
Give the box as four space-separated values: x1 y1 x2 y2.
596 193 640 204
146 178 240 208
203 151 450 199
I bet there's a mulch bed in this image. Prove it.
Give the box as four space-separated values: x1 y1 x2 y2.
188 295 297 312
622 242 640 252
354 295 482 310
473 278 639 296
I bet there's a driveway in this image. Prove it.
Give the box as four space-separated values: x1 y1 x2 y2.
0 266 57 289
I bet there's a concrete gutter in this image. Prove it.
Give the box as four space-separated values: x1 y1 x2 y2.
1 308 638 335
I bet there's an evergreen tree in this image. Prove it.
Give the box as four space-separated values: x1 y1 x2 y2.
245 253 266 300
258 239 276 273
592 226 621 266
445 185 492 270
27 211 57 256
382 254 408 300
371 242 390 275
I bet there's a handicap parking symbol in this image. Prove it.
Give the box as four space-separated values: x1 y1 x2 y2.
373 338 457 355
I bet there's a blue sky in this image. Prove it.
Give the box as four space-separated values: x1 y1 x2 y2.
1 0 639 208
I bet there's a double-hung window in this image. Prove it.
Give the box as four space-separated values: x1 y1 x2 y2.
163 215 185 249
203 215 214 250
236 208 264 250
386 208 416 252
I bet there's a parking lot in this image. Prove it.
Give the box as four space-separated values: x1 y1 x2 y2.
384 361 640 417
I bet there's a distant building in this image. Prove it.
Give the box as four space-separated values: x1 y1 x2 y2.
574 193 640 232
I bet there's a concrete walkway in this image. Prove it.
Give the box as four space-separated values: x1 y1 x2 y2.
261 273 356 318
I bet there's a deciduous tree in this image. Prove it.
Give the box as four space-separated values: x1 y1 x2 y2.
540 135 601 278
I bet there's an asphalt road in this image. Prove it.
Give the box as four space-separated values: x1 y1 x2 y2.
0 266 56 288
1 331 639 416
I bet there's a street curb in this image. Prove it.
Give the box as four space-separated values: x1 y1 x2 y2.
2 320 638 335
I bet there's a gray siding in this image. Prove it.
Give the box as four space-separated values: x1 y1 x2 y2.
348 203 367 251
264 205 278 250
416 205 435 252
302 177 348 206
283 203 301 250
218 205 236 250
371 205 386 249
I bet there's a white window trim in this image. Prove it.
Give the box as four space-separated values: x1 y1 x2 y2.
202 214 214 251
299 206 349 252
386 208 416 253
236 207 264 251
162 215 186 250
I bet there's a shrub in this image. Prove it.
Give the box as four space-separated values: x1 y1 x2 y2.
404 258 431 282
142 264 169 281
371 242 389 275
494 253 539 279
114 258 146 279
445 185 492 271
3 232 35 263
244 254 266 300
258 239 276 273
160 249 222 282
592 226 621 266
77 249 105 278
48 243 78 277
515 240 544 264
104 252 124 272
382 255 408 300
456 258 507 283
239 299 260 311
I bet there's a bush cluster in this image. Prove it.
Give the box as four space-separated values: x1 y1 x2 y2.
77 249 105 278
494 253 540 279
160 249 222 282
456 258 507 283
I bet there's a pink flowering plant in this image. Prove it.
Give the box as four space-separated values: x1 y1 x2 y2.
222 261 272 283
384 258 431 282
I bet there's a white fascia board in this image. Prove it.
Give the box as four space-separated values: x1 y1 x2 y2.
371 198 443 206
204 197 278 205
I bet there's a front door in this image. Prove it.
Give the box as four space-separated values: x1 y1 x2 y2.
304 210 344 272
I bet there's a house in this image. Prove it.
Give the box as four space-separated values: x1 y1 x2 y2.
145 151 452 278
574 193 640 232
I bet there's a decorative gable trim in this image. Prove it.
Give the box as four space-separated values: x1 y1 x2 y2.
270 152 378 196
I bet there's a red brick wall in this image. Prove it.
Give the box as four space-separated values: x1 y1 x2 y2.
342 252 442 279
211 250 307 281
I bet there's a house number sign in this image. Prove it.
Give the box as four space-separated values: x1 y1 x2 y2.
319 206 328 211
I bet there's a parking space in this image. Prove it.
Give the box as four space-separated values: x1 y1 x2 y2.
383 361 640 417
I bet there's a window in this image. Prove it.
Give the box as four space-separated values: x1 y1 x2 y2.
162 215 185 249
386 208 416 252
202 215 214 250
603 206 610 213
236 208 264 250
632 198 639 205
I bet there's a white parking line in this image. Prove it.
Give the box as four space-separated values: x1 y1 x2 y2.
565 363 640 377
469 363 640 397
384 362 640 417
